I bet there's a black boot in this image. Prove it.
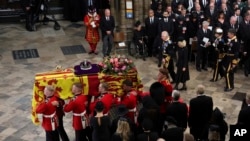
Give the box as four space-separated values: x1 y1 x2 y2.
179 83 187 91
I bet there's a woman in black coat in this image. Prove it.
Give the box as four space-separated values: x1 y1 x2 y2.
90 101 111 141
174 37 190 90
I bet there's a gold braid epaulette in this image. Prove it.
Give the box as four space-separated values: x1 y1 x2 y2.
232 58 240 65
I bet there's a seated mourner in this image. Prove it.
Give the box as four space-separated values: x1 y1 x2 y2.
133 21 146 57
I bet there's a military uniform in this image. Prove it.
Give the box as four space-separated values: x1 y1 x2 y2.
83 10 100 54
223 36 240 91
36 96 60 141
159 79 173 114
120 90 138 123
64 94 88 141
158 38 176 82
89 92 116 115
210 36 226 82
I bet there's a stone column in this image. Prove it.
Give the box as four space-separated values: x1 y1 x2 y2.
119 0 134 41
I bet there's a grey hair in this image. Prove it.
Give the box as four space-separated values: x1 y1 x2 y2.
196 84 205 95
172 90 180 101
202 21 209 26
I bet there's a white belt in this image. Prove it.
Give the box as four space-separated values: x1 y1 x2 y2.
128 107 137 123
43 112 56 118
73 111 86 116
128 107 136 112
73 111 88 129
43 112 56 131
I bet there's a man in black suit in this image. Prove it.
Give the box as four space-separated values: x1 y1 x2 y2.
238 13 250 77
205 2 218 27
228 16 239 31
145 9 159 56
199 0 209 11
188 84 213 141
166 5 176 22
166 90 188 130
100 9 115 57
158 11 174 37
220 3 233 21
171 0 188 13
237 93 250 139
237 93 250 127
196 21 213 71
192 4 206 27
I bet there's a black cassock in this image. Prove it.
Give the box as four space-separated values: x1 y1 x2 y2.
176 46 190 83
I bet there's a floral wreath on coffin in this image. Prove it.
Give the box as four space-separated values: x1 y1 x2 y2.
98 55 136 75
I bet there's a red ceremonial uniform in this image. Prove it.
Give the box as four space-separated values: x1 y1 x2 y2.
36 96 58 131
159 80 173 114
64 94 88 130
89 93 116 115
83 13 100 52
120 90 138 123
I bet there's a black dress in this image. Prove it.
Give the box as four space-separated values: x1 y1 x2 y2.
176 46 190 83
90 116 110 141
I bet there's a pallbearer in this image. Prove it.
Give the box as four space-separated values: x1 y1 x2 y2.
36 85 60 141
64 83 89 141
89 82 116 116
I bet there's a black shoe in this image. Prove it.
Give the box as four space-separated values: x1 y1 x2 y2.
88 51 94 54
94 52 98 55
202 67 208 71
179 87 187 91
224 88 233 92
158 64 161 68
196 68 201 72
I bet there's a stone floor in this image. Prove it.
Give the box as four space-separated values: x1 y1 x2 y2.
0 20 249 141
